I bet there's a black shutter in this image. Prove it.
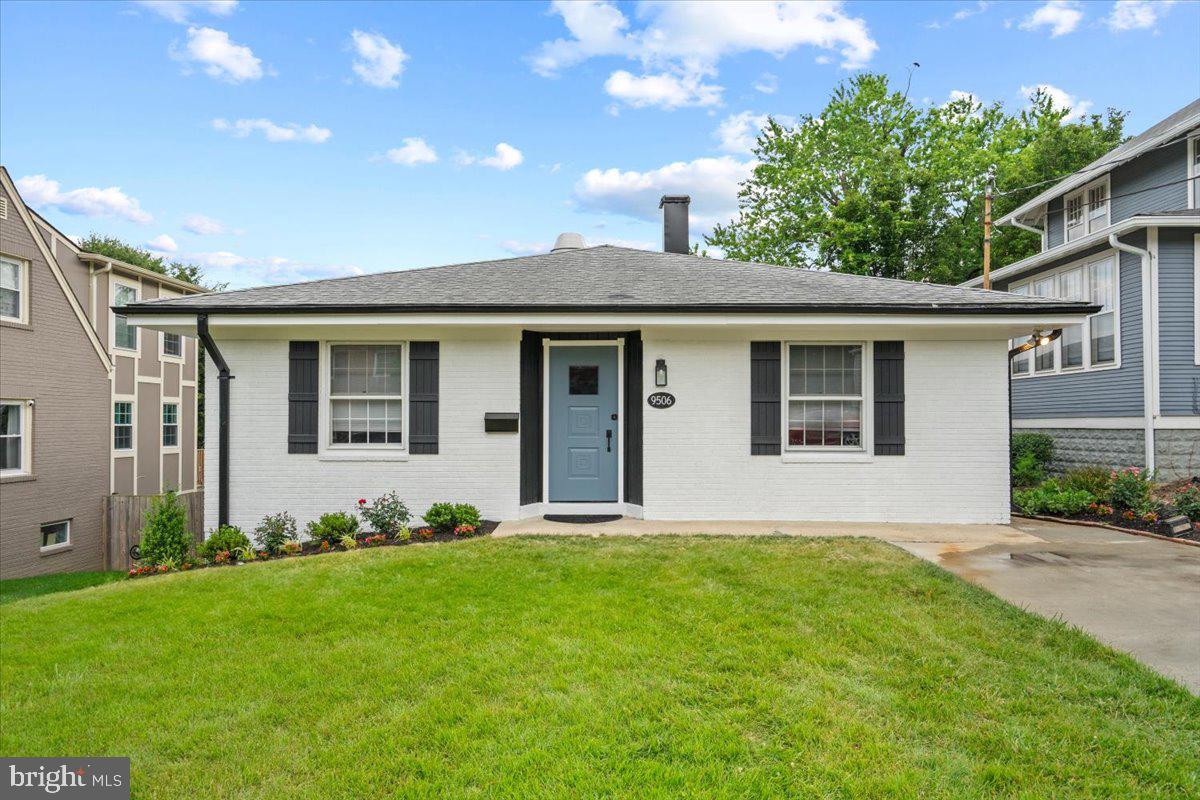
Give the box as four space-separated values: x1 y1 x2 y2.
751 341 781 455
623 331 643 505
409 342 439 454
288 341 318 454
874 341 905 455
519 331 543 505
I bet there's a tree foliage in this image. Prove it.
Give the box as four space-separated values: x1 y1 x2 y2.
707 74 1126 285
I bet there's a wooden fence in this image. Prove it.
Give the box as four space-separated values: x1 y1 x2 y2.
196 448 205 487
103 490 205 571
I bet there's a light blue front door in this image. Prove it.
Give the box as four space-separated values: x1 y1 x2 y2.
548 345 619 502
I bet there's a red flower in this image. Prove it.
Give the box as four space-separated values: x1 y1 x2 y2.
358 498 367 505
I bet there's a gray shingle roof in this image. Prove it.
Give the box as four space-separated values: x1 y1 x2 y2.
126 245 1094 315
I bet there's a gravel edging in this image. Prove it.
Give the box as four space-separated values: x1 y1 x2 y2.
1014 514 1200 549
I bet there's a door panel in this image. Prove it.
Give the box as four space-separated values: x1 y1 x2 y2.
549 346 619 502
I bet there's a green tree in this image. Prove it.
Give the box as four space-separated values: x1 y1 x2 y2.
707 74 1125 285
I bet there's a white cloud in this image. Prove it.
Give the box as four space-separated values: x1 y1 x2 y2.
604 69 721 109
182 213 228 235
349 30 407 89
15 174 154 224
714 111 792 154
588 236 657 250
531 2 875 112
458 143 524 171
753 72 778 94
927 1 992 28
1106 0 1176 31
1019 1 1084 36
499 239 552 256
172 26 263 82
945 89 981 107
211 118 332 143
186 250 364 288
383 137 438 165
146 234 179 253
135 1 237 23
1021 83 1093 121
574 155 755 231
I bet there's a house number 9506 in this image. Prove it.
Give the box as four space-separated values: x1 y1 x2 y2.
646 392 676 409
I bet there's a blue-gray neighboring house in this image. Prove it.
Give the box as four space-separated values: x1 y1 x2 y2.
962 99 1200 478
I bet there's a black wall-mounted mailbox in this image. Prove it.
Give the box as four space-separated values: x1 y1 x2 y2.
484 412 519 433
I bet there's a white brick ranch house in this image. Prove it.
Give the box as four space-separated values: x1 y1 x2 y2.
121 198 1094 531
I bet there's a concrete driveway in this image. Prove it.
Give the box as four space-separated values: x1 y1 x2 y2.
496 516 1200 691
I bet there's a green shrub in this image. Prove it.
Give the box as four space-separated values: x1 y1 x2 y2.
1109 467 1153 510
1011 452 1045 487
306 512 358 544
198 525 251 562
254 511 298 554
1060 466 1113 499
138 491 192 566
422 502 482 533
1173 484 1200 522
357 492 410 537
1012 433 1054 469
1013 480 1095 517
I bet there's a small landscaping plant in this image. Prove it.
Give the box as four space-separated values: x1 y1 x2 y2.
423 502 483 534
357 492 411 537
394 526 412 543
198 525 251 563
234 545 257 562
306 512 358 545
1013 480 1094 517
1011 452 1045 488
281 540 303 556
1172 483 1200 522
340 534 359 550
1060 466 1113 499
254 511 298 555
1109 467 1153 511
138 491 192 566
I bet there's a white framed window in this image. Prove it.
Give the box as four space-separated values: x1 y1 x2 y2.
162 402 179 448
1063 177 1110 242
1189 135 1200 210
40 520 70 551
162 333 182 358
114 401 133 450
784 343 865 451
1 255 28 324
1 400 31 476
1010 251 1120 379
113 282 138 351
328 344 404 447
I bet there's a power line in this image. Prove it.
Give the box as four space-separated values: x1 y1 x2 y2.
995 132 1192 198
1001 174 1198 228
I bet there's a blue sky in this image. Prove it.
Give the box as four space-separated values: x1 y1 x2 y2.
2 0 1197 288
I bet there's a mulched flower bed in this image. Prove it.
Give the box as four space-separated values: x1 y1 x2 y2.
127 521 499 579
1012 504 1200 543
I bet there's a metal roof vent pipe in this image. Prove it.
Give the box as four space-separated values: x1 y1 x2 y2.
551 232 586 252
660 195 691 254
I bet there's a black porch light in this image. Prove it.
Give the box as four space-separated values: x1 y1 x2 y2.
654 358 668 387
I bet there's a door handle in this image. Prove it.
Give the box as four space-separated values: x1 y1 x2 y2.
605 429 612 452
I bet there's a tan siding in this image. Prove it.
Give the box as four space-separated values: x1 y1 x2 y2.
0 184 110 578
182 385 196 491
136 382 160 494
163 361 180 398
94 270 109 345
136 280 160 378
114 457 135 495
115 355 135 395
184 336 196 381
162 452 180 492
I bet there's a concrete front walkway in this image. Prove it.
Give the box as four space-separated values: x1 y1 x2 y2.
494 516 1200 692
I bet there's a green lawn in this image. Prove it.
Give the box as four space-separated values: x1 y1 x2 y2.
0 570 124 605
1 537 1197 798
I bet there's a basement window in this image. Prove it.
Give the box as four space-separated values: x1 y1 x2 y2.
41 520 70 551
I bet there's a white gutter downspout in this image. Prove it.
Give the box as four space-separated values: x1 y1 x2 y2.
1109 231 1156 473
1010 219 1043 237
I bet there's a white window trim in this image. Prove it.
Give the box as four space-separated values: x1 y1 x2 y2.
0 254 30 325
1064 175 1111 244
781 341 874 462
110 276 140 353
0 399 32 477
40 519 71 553
1010 249 1122 379
1188 135 1200 210
317 341 409 461
162 401 180 452
158 288 186 361
113 400 135 452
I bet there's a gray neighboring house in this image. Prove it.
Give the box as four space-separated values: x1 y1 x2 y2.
0 167 204 579
962 99 1200 478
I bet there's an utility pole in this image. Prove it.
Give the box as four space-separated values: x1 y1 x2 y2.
982 168 994 290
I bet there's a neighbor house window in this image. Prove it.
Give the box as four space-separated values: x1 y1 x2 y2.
1011 253 1118 378
1 401 28 475
114 402 133 450
1 257 25 323
162 332 182 357
1064 177 1109 242
329 344 403 445
786 344 864 449
41 520 70 550
114 284 138 350
162 403 178 448
1189 135 1199 209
